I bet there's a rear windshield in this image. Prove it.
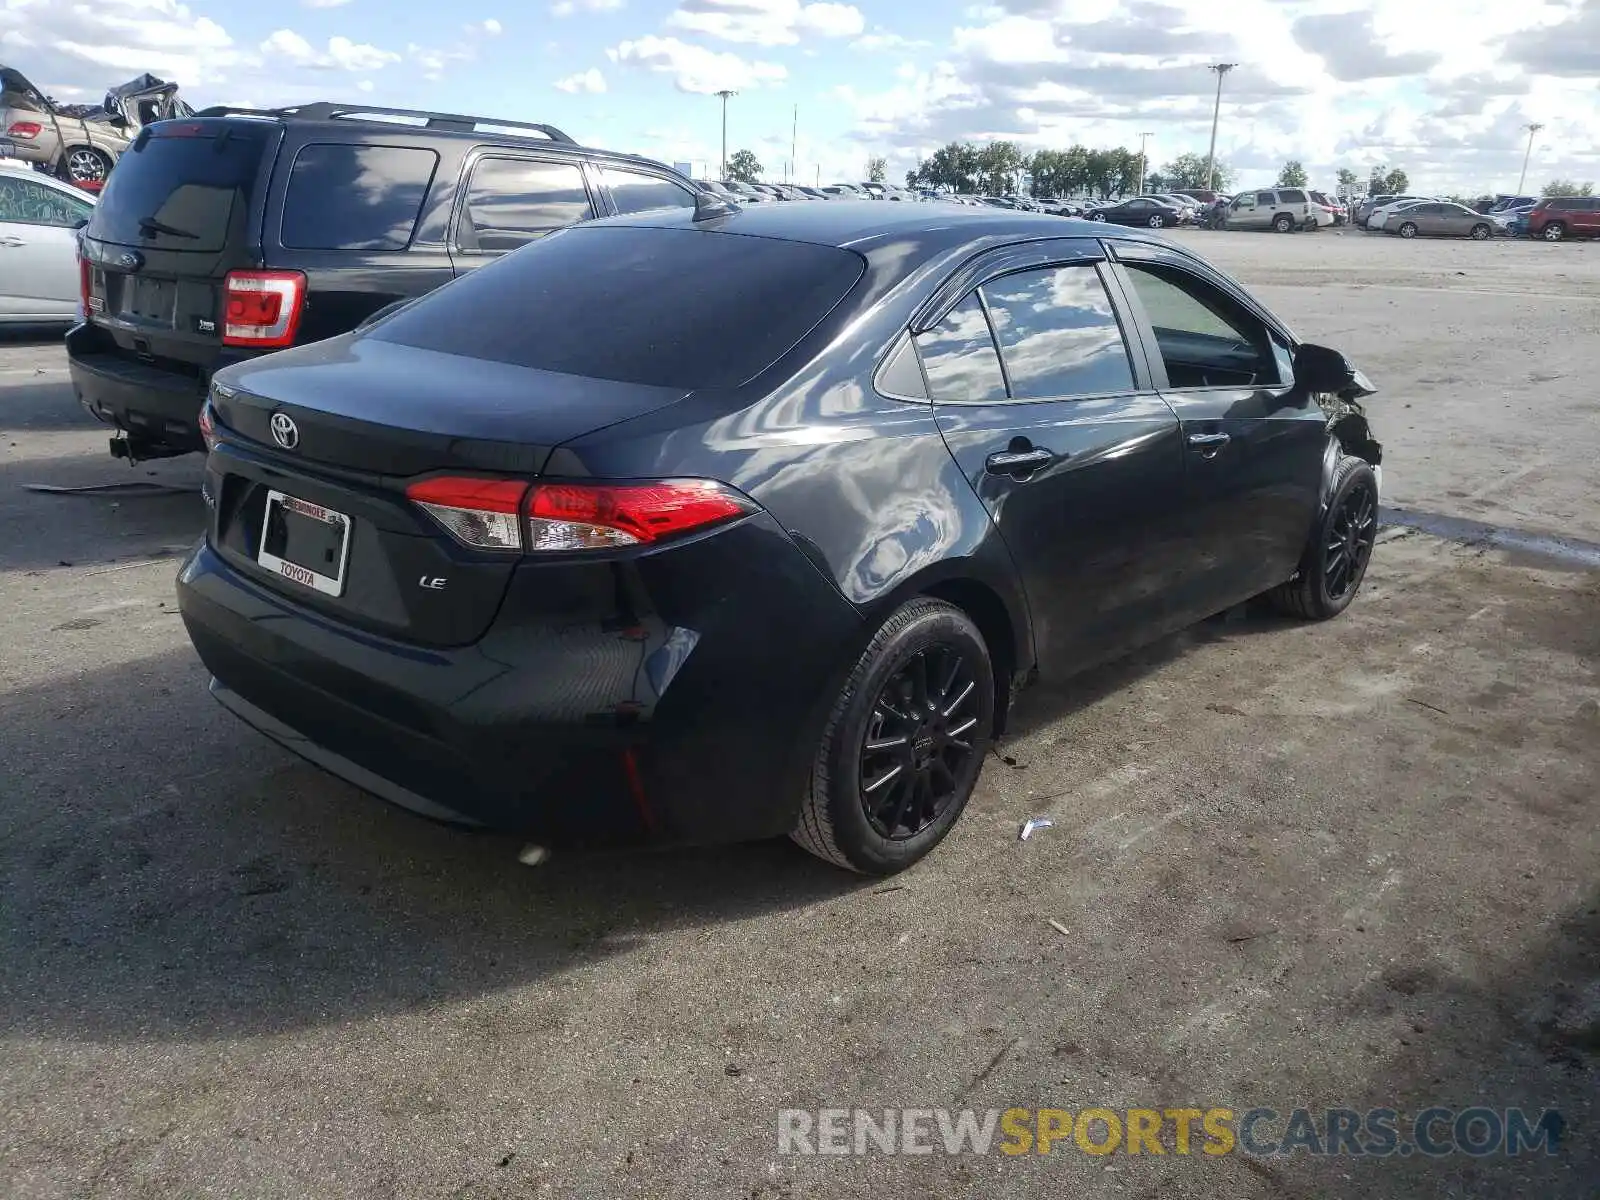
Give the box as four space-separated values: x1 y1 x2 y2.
372 225 866 389
86 125 270 251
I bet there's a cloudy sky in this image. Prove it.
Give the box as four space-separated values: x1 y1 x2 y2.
3 0 1597 193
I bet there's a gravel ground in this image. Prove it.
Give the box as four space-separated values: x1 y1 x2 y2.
1 228 1596 1199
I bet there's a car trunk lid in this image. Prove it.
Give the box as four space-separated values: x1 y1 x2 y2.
206 335 692 646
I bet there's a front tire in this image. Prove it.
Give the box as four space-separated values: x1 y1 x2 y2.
1149 214 1165 228
1542 222 1566 242
1267 455 1379 621
1470 223 1491 240
791 599 995 875
1090 211 1106 222
1398 221 1418 239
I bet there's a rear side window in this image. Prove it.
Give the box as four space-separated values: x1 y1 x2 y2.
281 144 439 250
1255 192 1274 206
602 167 696 215
459 158 594 252
980 265 1134 400
1278 189 1306 204
86 125 269 251
373 225 864 389
914 294 1007 402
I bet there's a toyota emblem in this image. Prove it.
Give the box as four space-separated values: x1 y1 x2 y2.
269 412 300 450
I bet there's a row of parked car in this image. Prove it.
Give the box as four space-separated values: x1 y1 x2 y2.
1351 192 1599 241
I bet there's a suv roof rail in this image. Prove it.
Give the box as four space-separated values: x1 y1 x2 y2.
192 102 577 144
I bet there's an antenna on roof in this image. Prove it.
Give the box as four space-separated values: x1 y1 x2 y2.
693 190 738 223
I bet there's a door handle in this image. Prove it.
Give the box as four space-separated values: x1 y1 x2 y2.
0 236 25 247
985 447 1056 477
1187 431 1230 460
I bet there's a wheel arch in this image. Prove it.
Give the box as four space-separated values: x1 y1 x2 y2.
863 563 1033 737
1318 417 1383 510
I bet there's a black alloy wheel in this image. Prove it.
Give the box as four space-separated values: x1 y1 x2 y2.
791 598 995 874
1324 475 1378 601
1266 455 1380 621
858 644 982 840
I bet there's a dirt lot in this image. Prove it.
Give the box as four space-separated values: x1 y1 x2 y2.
1 230 1597 1199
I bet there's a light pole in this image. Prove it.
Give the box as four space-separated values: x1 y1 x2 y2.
715 89 736 180
1204 63 1236 192
1137 131 1152 195
1515 122 1544 196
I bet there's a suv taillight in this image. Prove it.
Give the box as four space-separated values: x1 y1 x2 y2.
78 254 92 317
404 478 755 553
5 121 41 139
222 270 306 348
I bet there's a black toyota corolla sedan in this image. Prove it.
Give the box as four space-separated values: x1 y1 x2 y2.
177 200 1383 875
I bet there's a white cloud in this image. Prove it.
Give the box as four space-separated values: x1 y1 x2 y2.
259 30 399 72
667 0 864 46
551 0 624 15
608 35 787 93
554 67 607 93
481 18 503 35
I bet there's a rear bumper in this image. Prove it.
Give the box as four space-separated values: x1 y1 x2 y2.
66 323 206 453
176 519 865 845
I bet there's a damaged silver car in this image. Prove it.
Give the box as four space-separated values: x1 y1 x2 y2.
1 66 191 186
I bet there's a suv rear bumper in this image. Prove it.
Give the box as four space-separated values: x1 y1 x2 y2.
66 323 206 454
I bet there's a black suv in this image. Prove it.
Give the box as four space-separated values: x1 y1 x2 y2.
67 102 705 460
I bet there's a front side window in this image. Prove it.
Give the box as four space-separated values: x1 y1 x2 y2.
1122 262 1278 389
281 144 439 251
914 294 1007 402
460 158 594 253
602 167 697 215
980 265 1134 399
0 176 92 226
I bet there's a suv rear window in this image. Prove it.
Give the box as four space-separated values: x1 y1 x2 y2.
281 144 439 250
373 225 865 389
86 125 271 251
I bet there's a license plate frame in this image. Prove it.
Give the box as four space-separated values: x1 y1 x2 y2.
119 275 176 323
258 489 352 598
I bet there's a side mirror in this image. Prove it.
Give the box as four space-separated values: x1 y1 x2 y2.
1294 343 1376 398
73 217 90 231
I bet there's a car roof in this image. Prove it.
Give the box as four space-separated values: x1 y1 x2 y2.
587 199 1169 266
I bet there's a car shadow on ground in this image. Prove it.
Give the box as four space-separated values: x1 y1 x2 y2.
1003 598 1303 744
0 646 873 1046
1279 889 1599 1197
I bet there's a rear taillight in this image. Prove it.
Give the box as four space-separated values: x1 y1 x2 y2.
78 254 92 316
525 481 754 551
404 477 754 553
197 401 218 452
6 121 41 140
406 477 529 551
222 270 305 348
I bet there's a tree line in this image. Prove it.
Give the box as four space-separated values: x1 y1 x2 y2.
901 141 1238 199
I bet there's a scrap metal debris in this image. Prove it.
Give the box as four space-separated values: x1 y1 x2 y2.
1019 817 1053 841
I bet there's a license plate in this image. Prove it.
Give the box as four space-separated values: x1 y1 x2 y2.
258 490 352 597
120 276 176 322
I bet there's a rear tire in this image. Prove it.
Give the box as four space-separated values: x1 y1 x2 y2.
1267 455 1379 621
60 146 112 185
1273 214 1293 233
790 599 995 875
